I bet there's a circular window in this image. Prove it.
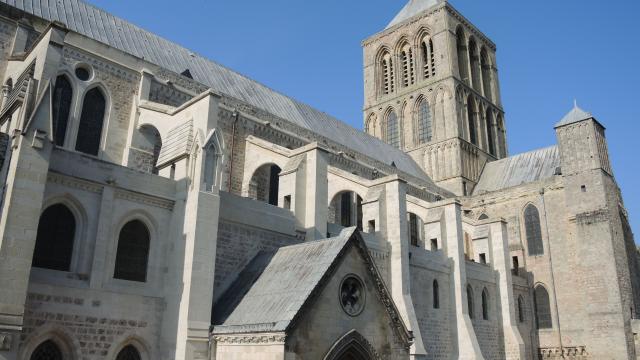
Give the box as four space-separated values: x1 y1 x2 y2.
340 275 365 317
75 65 92 81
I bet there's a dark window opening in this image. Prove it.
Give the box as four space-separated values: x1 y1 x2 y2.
518 296 525 323
114 220 150 282
525 204 544 256
284 195 291 210
433 280 440 309
75 87 106 156
268 165 280 206
340 192 352 227
52 75 72 146
368 220 376 233
467 285 474 319
409 213 419 247
479 253 487 264
33 204 76 271
512 256 519 276
482 288 489 320
116 345 142 360
431 238 438 251
75 66 90 81
534 285 552 329
30 340 63 360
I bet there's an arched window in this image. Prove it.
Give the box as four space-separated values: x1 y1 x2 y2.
114 220 150 282
534 285 552 329
456 28 469 84
52 75 73 146
433 280 440 309
400 45 414 87
480 48 492 101
467 96 477 145
524 204 544 256
76 87 106 156
329 191 363 231
421 37 436 79
467 285 474 319
116 345 142 360
33 204 76 271
468 38 481 91
386 111 400 148
381 52 394 95
409 213 419 246
417 100 433 144
30 340 63 360
249 164 281 206
203 141 219 192
486 108 495 156
482 288 489 320
518 295 525 323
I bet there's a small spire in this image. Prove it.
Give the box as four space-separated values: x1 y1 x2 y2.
574 99 578 108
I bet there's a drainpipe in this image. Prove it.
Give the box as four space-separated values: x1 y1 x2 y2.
227 110 239 192
540 188 564 356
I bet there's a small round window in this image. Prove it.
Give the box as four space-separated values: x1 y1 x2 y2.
75 65 92 81
340 274 366 317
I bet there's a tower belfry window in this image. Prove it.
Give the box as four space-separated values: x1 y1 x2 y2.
422 37 436 79
381 53 395 95
401 46 414 87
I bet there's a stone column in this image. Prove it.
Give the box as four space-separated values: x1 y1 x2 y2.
295 146 328 241
441 200 484 360
382 177 427 358
487 219 525 359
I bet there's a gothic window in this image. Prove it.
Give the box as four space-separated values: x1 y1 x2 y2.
433 280 440 309
422 37 436 79
480 48 492 101
52 75 73 146
468 38 481 91
409 213 419 247
456 27 469 84
417 100 433 144
486 108 495 156
482 288 489 320
467 285 475 318
381 52 395 95
75 87 106 156
467 96 477 145
32 204 76 271
203 141 219 191
386 110 400 148
524 204 544 256
30 340 63 360
534 285 552 329
116 345 142 360
518 295 525 323
114 220 150 282
401 45 414 87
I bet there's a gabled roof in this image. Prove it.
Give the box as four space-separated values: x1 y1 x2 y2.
473 146 560 195
386 0 444 29
212 228 412 346
0 0 433 182
156 120 193 168
555 103 593 128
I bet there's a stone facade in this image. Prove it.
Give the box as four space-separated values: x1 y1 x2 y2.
0 0 636 360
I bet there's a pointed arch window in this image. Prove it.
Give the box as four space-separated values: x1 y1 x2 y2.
116 345 142 360
409 213 419 246
534 285 552 329
467 285 475 318
524 204 544 256
456 28 469 84
76 87 106 156
386 111 400 149
433 280 440 309
33 204 76 271
114 220 150 282
422 37 436 79
486 108 495 156
401 45 414 87
468 38 481 91
30 340 63 360
417 100 433 144
467 97 477 145
482 288 490 320
381 53 395 95
481 48 493 101
52 75 73 146
203 134 222 192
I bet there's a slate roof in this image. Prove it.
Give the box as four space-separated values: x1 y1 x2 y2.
473 146 560 195
555 103 593 128
212 229 354 334
156 120 193 168
386 0 444 29
0 0 432 181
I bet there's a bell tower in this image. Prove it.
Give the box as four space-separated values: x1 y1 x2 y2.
362 0 507 196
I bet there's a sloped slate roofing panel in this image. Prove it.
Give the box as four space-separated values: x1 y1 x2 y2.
473 146 560 195
386 0 442 29
1 0 430 181
212 232 352 333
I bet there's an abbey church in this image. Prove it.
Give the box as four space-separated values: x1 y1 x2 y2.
0 0 637 359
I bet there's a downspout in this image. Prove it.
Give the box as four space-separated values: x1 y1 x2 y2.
540 188 564 356
227 110 239 192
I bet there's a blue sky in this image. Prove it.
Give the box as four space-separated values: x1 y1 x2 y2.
89 0 640 240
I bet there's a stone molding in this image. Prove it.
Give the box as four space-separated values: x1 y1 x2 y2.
213 333 286 345
0 332 12 351
538 346 588 358
47 172 103 194
114 189 174 210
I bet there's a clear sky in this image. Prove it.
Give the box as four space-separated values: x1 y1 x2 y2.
89 0 640 240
